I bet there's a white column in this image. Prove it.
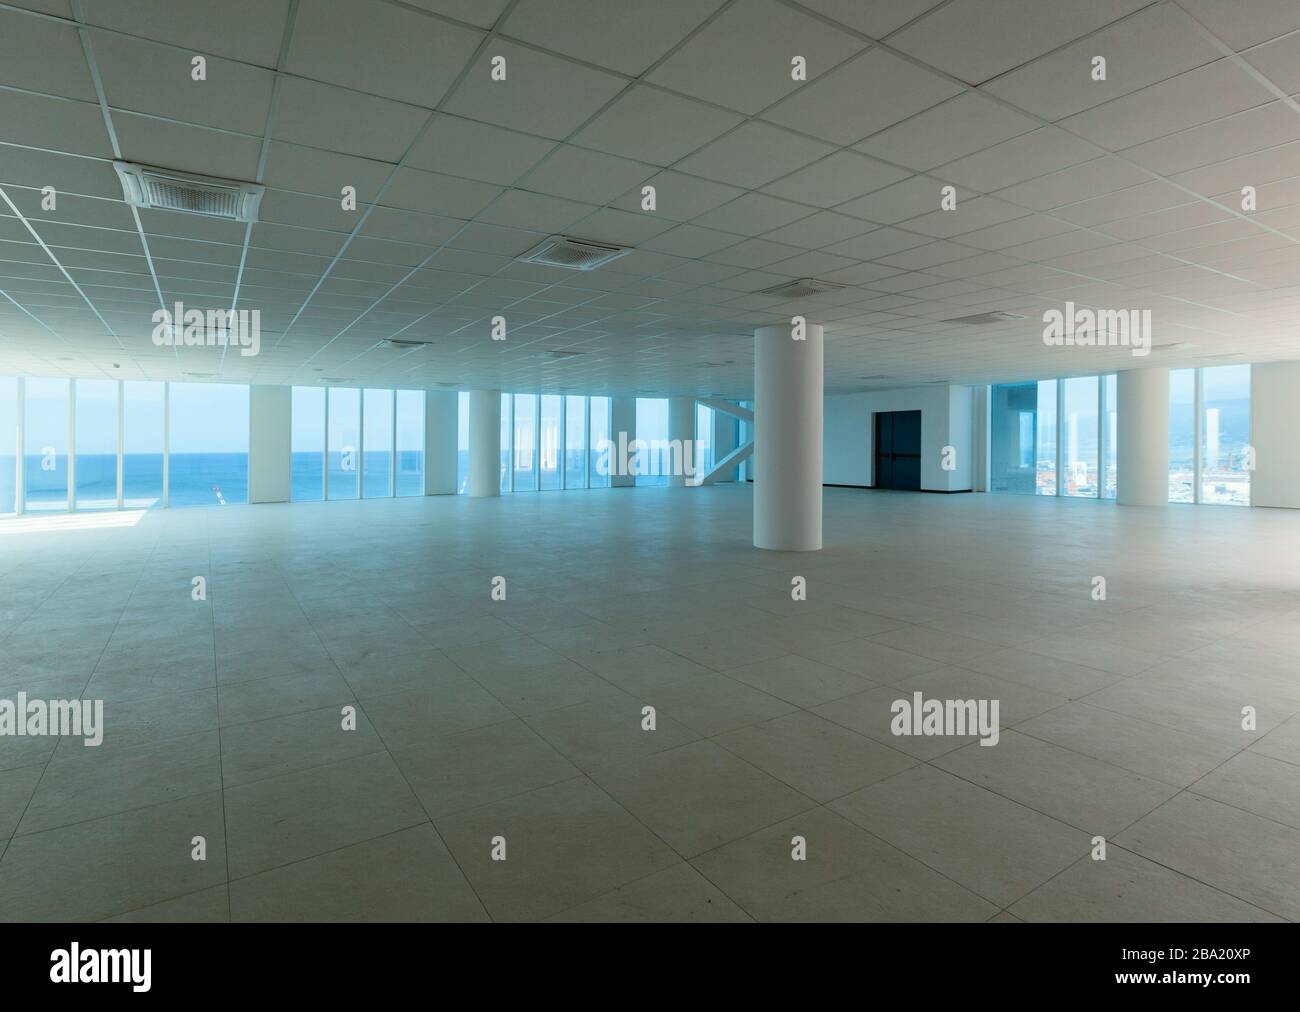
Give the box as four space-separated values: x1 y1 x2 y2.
610 397 636 487
468 389 500 498
667 396 694 487
424 390 458 495
248 384 291 503
1250 361 1300 508
754 322 823 551
1117 367 1169 506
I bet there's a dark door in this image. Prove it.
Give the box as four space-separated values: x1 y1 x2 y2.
874 410 922 491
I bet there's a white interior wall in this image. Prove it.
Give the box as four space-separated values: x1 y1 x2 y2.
823 386 972 491
1250 361 1300 509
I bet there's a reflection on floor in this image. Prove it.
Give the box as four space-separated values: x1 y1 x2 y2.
0 485 1297 922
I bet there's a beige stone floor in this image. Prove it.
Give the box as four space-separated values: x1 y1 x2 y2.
0 484 1297 922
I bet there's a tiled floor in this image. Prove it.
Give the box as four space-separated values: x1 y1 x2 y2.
1 485 1297 922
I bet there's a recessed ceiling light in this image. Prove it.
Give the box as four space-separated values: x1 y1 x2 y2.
1151 342 1195 352
182 371 216 378
381 338 431 349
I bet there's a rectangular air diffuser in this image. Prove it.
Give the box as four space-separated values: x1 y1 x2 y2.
114 161 264 223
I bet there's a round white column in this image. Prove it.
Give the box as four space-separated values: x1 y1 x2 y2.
667 396 694 487
754 322 823 550
468 389 501 498
1117 368 1169 506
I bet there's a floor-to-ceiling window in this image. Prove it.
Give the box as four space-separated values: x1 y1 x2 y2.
1061 375 1098 497
0 378 16 514
513 393 536 491
499 394 511 494
168 382 248 507
457 391 469 494
291 386 325 502
564 395 586 488
395 389 423 497
1201 364 1251 506
539 394 561 491
992 375 1112 499
74 379 118 511
1168 369 1196 503
1035 379 1057 496
362 388 393 498
1103 374 1117 500
123 381 164 508
328 387 360 500
635 397 669 486
989 382 1038 494
589 396 610 488
23 377 69 512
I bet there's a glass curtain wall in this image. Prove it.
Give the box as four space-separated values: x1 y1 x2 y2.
362 388 393 498
589 396 610 488
1168 369 1196 503
539 395 561 490
74 379 118 510
635 398 669 486
328 387 360 500
124 381 164 508
1061 375 1098 497
23 377 69 512
168 382 249 507
0 378 15 514
1200 364 1250 506
395 389 424 497
564 395 586 488
291 386 325 502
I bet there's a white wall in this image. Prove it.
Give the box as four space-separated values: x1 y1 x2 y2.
1251 361 1300 508
823 385 972 491
249 384 290 504
424 390 457 495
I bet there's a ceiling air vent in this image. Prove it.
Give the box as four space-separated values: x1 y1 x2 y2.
114 161 264 223
516 235 630 271
758 278 848 298
381 338 431 349
942 311 1026 325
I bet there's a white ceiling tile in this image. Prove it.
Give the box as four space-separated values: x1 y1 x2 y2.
1175 0 1300 51
675 121 835 189
937 127 1100 191
1059 60 1276 152
762 151 909 207
287 0 481 107
693 192 813 235
443 41 628 140
476 189 597 233
855 92 1038 171
899 196 1029 238
1122 101 1300 176
263 142 393 200
92 31 275 136
402 0 511 29
81 0 293 66
610 172 743 222
273 76 428 161
379 167 502 219
406 116 556 186
518 146 656 205
648 0 865 115
981 4 1221 122
568 207 675 245
0 90 112 158
795 0 945 38
890 0 1148 83
822 227 930 260
761 211 875 249
572 86 743 166
705 237 807 268
763 47 961 145
992 156 1151 210
114 113 263 179
641 224 743 258
835 175 965 224
0 8 95 101
503 0 724 76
